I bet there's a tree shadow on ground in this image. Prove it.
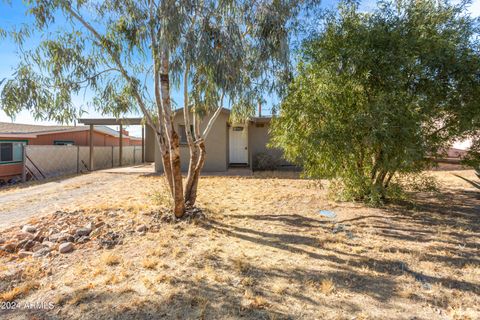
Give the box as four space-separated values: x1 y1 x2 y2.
452 173 480 189
228 213 329 229
197 185 480 302
5 275 364 320
5 176 480 319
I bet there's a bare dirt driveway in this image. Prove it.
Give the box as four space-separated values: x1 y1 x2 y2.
0 164 156 230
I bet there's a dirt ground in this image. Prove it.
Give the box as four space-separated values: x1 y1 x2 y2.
0 169 479 319
0 164 157 229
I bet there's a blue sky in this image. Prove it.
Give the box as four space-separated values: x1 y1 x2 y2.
1 0 479 140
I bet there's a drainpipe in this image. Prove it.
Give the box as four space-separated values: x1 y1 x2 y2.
258 102 262 117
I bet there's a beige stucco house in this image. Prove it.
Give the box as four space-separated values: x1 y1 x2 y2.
146 108 288 172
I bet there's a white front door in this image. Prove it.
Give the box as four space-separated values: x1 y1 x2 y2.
229 125 248 164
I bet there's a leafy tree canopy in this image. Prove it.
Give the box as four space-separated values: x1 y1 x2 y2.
0 0 319 216
271 0 480 203
0 0 317 123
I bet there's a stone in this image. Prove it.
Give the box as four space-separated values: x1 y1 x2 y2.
58 242 74 254
32 230 44 242
98 231 122 249
2 243 17 253
48 228 59 236
0 238 5 245
76 236 90 244
18 250 33 258
22 225 37 234
16 239 29 250
332 224 345 234
32 247 51 258
136 225 147 233
22 240 36 251
31 243 49 252
49 232 74 243
15 232 34 240
42 241 56 248
75 227 92 237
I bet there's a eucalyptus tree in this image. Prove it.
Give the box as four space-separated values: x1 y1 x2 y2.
271 0 480 204
0 0 316 216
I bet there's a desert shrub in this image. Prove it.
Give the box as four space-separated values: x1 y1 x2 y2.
271 0 480 204
253 153 279 171
328 173 438 206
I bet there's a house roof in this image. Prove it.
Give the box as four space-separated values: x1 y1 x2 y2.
172 107 273 123
0 122 140 140
78 118 143 126
0 122 80 135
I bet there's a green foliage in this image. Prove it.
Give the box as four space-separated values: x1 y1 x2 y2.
252 152 280 171
0 0 318 123
462 138 480 168
271 0 480 204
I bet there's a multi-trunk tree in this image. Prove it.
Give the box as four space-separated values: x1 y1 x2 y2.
271 0 480 203
0 0 317 216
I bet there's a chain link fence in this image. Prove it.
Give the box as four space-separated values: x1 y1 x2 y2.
24 145 143 179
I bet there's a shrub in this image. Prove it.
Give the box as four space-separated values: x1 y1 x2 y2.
252 153 279 171
271 0 480 203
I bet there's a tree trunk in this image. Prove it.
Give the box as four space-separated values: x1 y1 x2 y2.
383 170 396 189
182 63 200 207
184 103 223 206
184 140 206 206
159 48 185 217
373 169 388 198
169 130 185 217
184 145 199 205
161 147 174 196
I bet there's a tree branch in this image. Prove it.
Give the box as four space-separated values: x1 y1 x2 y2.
202 90 225 139
63 4 158 134
74 68 121 85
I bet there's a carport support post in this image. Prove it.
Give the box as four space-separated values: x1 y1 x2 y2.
141 124 145 163
76 145 80 173
21 144 26 182
119 124 123 167
89 124 94 171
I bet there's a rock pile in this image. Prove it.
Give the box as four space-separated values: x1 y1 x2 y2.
0 210 117 259
0 206 207 260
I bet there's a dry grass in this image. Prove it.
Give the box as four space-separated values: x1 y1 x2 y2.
100 252 121 266
0 281 39 302
231 256 251 274
1 169 479 319
141 257 158 270
319 278 336 295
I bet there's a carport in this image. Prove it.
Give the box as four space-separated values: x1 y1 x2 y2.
78 118 148 171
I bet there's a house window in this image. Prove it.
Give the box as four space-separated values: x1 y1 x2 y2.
179 125 194 144
0 141 26 164
54 140 74 146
